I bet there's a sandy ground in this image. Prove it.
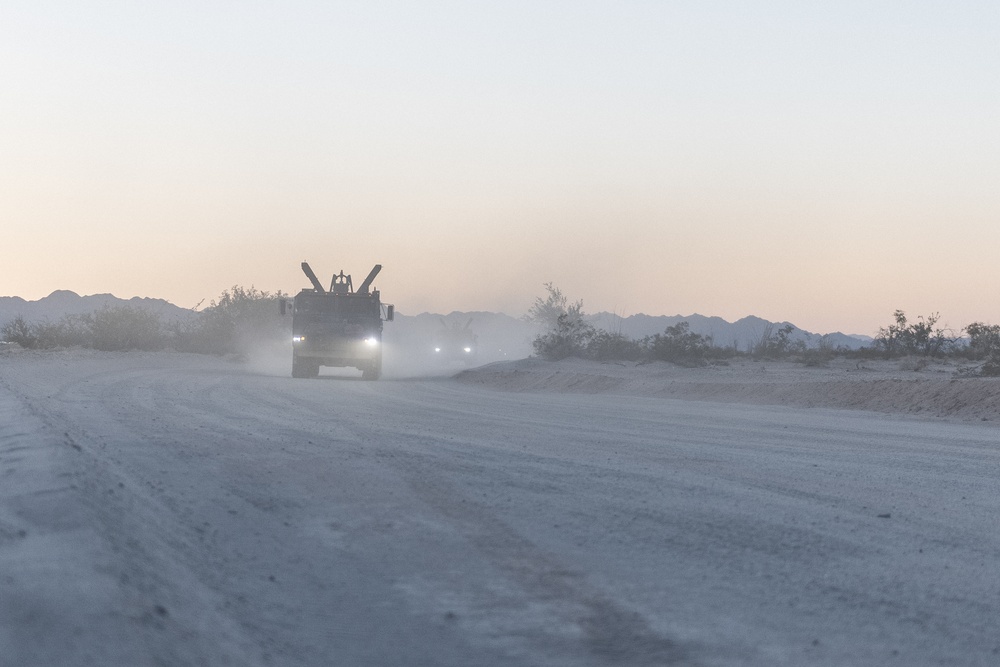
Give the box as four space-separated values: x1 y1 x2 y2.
3 347 1000 666
457 356 1000 423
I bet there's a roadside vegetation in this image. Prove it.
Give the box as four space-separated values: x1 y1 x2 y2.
171 286 289 356
526 284 1000 377
4 281 1000 377
0 308 165 352
1 286 288 356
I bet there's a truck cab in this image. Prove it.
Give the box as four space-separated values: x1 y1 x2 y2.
283 262 394 379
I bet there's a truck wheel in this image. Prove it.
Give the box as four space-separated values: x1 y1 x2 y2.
292 356 318 378
362 358 381 381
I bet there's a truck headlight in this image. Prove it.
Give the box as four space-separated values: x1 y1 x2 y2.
463 347 472 353
293 335 305 343
364 337 379 347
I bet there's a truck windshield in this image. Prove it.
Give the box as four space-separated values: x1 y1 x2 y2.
296 296 378 317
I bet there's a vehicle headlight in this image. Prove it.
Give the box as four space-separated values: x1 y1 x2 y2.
293 335 305 343
364 337 379 347
434 347 441 353
463 347 472 353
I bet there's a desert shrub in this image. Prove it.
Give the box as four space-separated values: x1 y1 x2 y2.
797 334 838 367
84 305 165 351
586 330 643 361
645 322 715 366
528 284 596 360
39 315 92 348
1 316 38 348
750 324 804 360
964 322 1000 360
958 323 1000 375
874 311 951 359
1 315 90 349
1 309 163 350
978 353 1000 377
525 283 580 330
533 312 596 360
175 285 288 355
874 311 905 358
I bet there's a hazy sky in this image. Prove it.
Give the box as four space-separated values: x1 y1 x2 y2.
2 1 998 335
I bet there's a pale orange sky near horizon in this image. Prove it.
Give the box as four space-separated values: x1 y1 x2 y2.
2 1 999 336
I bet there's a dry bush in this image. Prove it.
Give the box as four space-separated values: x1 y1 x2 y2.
875 311 952 359
532 312 595 360
798 335 838 367
1 308 164 351
174 285 289 355
750 324 805 360
85 306 165 351
587 330 643 361
964 322 1000 360
644 322 716 366
978 353 1000 377
1 314 91 349
1 316 37 347
528 284 595 360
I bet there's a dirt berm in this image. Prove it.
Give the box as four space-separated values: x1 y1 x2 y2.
456 357 1000 423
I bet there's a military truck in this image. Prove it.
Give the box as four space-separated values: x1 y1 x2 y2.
432 317 478 364
281 262 394 379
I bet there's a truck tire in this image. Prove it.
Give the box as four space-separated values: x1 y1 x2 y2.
361 355 382 381
292 356 319 379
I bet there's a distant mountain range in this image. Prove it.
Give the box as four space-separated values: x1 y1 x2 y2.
0 291 194 325
0 291 872 351
586 312 872 351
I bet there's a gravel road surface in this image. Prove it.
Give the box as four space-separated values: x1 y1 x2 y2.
2 350 999 665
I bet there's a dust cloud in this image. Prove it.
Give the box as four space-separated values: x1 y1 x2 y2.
240 313 535 380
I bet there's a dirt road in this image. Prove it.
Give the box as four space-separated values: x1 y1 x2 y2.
2 350 999 665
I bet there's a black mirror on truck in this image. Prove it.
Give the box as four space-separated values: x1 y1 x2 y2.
386 304 394 322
